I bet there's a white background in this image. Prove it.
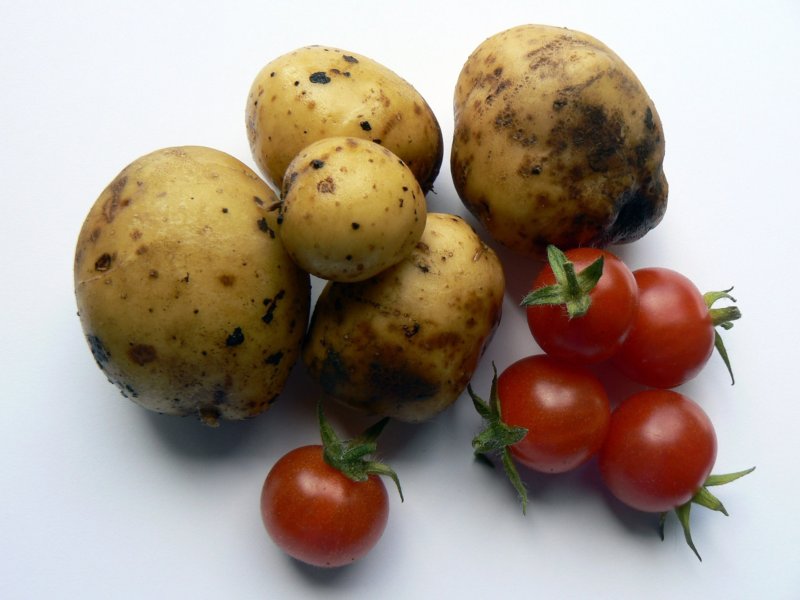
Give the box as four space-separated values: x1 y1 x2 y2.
2 1 798 598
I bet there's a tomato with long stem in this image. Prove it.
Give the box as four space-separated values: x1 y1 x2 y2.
598 389 754 560
260 403 402 568
611 267 741 388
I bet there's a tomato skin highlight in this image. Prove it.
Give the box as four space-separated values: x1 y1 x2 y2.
498 355 611 473
598 390 717 513
260 445 389 568
612 267 716 388
526 248 638 364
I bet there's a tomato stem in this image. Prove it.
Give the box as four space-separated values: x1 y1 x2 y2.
660 466 754 561
704 287 742 385
317 401 404 501
468 363 530 514
520 245 604 319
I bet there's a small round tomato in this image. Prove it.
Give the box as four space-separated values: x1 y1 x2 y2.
525 247 638 364
498 354 611 473
598 389 717 513
611 267 740 388
261 445 389 568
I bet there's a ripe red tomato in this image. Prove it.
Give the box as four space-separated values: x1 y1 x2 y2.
260 445 389 568
598 389 717 513
498 354 611 473
611 267 738 388
525 247 638 364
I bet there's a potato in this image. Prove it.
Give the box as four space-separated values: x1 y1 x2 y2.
451 24 668 256
74 146 311 425
303 213 505 422
279 136 427 282
246 45 443 193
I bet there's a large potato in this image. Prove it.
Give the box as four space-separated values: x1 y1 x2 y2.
451 24 668 256
279 136 426 282
303 213 505 422
74 146 311 425
246 45 443 193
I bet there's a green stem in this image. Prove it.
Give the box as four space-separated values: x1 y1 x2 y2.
663 466 754 561
520 245 604 319
468 363 529 514
703 287 742 385
318 401 403 501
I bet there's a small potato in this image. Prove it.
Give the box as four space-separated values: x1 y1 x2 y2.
303 213 505 422
74 146 311 425
279 137 427 282
451 24 668 255
246 45 443 192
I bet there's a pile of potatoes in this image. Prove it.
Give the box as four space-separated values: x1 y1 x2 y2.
74 25 667 426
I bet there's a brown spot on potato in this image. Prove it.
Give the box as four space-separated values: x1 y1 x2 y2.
102 174 128 223
258 217 276 238
136 245 148 255
226 327 245 347
317 177 336 194
87 334 109 365
262 290 285 324
265 351 284 366
309 71 331 84
94 253 113 272
218 274 236 286
128 344 157 366
343 55 358 63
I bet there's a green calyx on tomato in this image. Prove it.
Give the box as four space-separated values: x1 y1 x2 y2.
318 401 404 501
521 245 604 318
704 287 742 385
661 466 755 561
468 364 530 514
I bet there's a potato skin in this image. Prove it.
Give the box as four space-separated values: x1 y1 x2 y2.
303 213 505 422
451 24 668 256
280 137 427 282
74 147 310 424
246 45 443 193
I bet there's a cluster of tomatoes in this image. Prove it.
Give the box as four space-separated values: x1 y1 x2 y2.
471 245 751 561
258 245 752 568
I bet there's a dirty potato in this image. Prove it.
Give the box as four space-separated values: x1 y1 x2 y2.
451 24 668 255
74 146 310 425
303 213 505 423
279 137 427 282
246 45 443 193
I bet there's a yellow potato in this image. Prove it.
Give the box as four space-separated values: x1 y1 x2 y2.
246 45 443 192
74 146 310 425
303 213 505 422
452 24 668 255
279 137 426 282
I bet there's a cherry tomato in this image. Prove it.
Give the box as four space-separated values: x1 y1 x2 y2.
260 445 389 568
498 354 611 473
598 389 717 513
525 247 638 364
611 267 737 388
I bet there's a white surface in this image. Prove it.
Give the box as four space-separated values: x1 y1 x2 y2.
2 1 798 598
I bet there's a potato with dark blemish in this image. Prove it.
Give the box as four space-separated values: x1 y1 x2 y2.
302 213 505 422
451 24 668 256
279 137 426 282
246 45 443 193
74 146 310 425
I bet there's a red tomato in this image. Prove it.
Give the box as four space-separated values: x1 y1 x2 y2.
498 354 611 473
526 248 638 364
598 389 717 513
260 445 389 568
612 267 718 388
